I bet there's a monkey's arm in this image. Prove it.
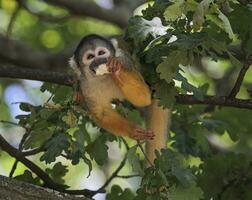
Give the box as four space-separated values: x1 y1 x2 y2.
92 107 154 140
107 57 151 107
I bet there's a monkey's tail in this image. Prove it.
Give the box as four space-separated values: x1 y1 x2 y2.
145 100 171 166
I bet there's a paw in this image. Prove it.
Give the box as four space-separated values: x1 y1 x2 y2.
74 92 84 103
131 128 155 141
107 57 121 73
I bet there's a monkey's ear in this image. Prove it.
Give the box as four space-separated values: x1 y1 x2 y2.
69 56 81 78
110 38 118 49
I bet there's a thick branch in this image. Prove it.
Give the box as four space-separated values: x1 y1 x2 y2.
176 95 252 109
1 65 252 109
0 134 65 191
43 0 130 28
0 175 88 200
0 65 73 85
0 34 72 71
0 134 96 197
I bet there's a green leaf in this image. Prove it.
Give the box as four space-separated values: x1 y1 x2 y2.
107 185 135 200
164 0 185 21
175 71 204 101
192 0 211 30
62 110 78 127
127 146 144 175
155 81 177 109
45 162 68 185
24 129 53 149
128 16 167 43
52 86 73 103
15 170 41 185
156 51 187 83
40 133 70 164
23 119 55 149
169 184 204 200
19 102 33 112
217 10 235 40
198 153 251 199
228 52 242 68
86 137 108 166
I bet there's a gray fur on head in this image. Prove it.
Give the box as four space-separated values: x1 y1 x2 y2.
73 34 116 68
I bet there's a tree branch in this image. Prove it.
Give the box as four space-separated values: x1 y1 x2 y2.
0 134 98 197
0 34 72 71
0 134 65 191
176 95 252 109
0 65 73 85
43 0 130 28
1 65 252 109
0 175 89 200
229 56 252 98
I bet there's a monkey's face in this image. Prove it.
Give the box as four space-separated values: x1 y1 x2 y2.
82 46 111 67
73 35 116 75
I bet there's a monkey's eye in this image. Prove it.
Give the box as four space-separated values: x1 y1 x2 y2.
98 50 106 55
87 54 95 60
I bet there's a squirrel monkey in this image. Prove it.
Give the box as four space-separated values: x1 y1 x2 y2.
69 34 155 140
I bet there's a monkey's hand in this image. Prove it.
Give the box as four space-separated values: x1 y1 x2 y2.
106 57 151 107
107 57 122 74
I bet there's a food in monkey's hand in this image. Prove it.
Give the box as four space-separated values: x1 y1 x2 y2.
89 58 109 75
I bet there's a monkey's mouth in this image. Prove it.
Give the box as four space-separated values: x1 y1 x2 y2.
89 58 108 74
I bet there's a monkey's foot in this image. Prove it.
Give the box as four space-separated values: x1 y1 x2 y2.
107 57 122 73
73 91 84 103
131 128 155 140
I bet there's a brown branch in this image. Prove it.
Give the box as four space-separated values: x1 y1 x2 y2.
9 131 30 177
0 134 65 191
0 134 97 197
0 65 74 86
0 175 88 200
1 65 252 109
0 34 72 71
22 147 44 156
43 0 130 28
176 95 252 109
229 56 252 98
0 120 20 127
96 155 127 193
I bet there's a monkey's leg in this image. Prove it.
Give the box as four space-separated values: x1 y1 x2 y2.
107 58 151 107
95 108 154 140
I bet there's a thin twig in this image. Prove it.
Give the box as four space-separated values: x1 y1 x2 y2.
137 141 154 167
22 147 44 156
96 155 127 193
116 174 140 179
229 56 252 98
9 132 30 177
0 120 20 127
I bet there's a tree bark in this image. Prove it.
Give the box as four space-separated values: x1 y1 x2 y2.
0 175 90 200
